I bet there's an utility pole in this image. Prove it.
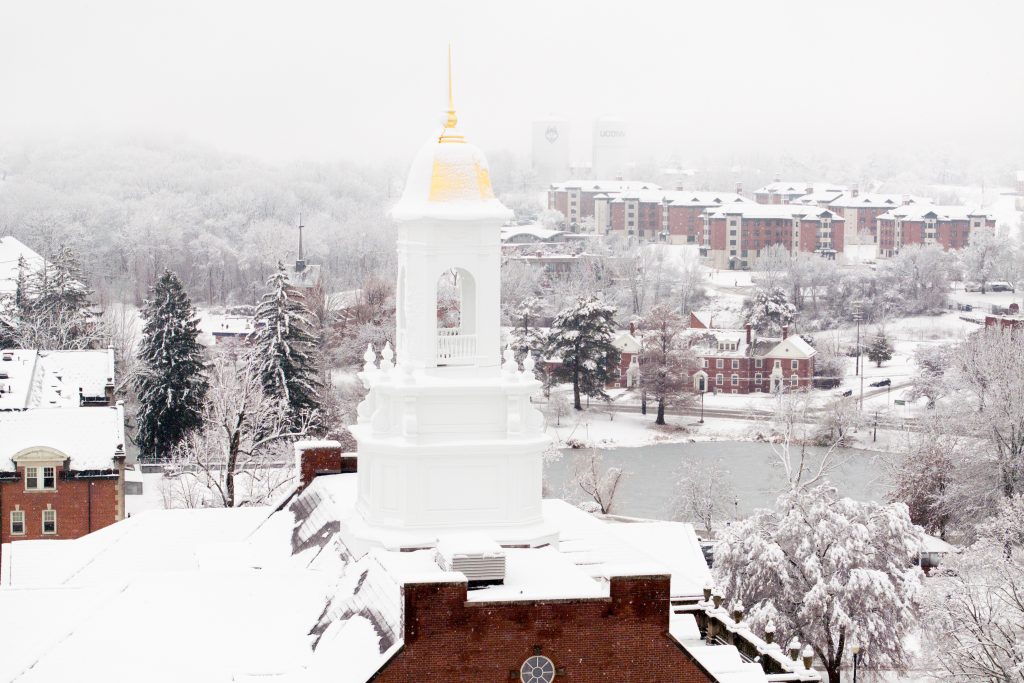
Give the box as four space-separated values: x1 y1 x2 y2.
853 301 862 377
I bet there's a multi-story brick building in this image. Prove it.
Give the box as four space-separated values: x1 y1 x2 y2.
752 181 846 205
702 203 844 269
547 180 661 230
875 204 995 257
689 324 817 394
805 191 926 247
600 190 748 243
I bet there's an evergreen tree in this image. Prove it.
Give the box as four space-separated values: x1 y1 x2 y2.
510 296 547 363
867 330 894 367
16 246 96 349
250 264 322 428
546 295 620 411
134 270 209 460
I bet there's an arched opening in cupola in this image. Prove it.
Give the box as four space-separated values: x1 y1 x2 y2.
436 267 477 365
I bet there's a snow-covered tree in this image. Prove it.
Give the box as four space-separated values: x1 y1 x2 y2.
509 295 547 363
162 358 304 508
250 264 322 429
742 286 796 334
961 226 1001 293
134 270 209 460
546 295 621 410
639 305 693 424
888 427 957 538
13 245 98 349
924 495 1024 682
673 461 736 535
752 244 792 292
866 329 894 367
878 244 954 315
907 342 955 407
714 485 924 683
569 448 623 514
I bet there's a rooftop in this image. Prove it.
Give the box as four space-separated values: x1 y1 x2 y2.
549 179 662 193
706 203 843 221
0 403 126 471
0 235 47 298
877 204 994 221
0 348 115 411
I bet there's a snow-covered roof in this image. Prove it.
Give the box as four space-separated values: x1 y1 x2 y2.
0 404 125 471
0 472 733 682
753 181 846 196
825 192 929 209
766 335 817 359
500 224 566 242
920 533 957 554
612 331 641 354
877 204 994 222
609 189 749 207
549 180 662 193
210 315 255 337
0 235 47 297
0 348 115 410
706 202 843 221
285 262 323 289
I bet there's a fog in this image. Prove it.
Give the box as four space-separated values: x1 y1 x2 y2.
1 0 1022 170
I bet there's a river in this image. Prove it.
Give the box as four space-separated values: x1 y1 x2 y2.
544 441 891 521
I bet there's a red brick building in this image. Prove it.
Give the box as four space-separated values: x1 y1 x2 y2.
0 405 127 567
875 204 995 257
689 324 817 394
702 203 844 269
816 191 924 246
547 180 661 230
601 190 748 243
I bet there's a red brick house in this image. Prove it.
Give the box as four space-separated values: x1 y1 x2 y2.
876 204 995 257
0 405 127 567
543 330 642 390
702 203 844 270
689 324 817 394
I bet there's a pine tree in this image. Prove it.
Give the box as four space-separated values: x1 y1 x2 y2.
16 246 96 349
510 296 547 364
867 330 894 367
546 295 620 411
250 264 322 428
134 270 209 460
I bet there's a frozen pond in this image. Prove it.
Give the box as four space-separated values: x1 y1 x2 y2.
545 441 890 521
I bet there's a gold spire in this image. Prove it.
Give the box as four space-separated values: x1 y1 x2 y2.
439 43 464 143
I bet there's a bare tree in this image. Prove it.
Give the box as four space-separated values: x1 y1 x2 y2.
673 461 736 535
569 448 623 514
164 357 309 508
638 304 694 424
765 392 849 491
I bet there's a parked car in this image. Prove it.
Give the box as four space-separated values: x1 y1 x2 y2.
838 389 854 397
869 379 891 388
990 281 1015 292
964 282 983 292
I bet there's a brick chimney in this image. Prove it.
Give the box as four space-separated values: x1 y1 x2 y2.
851 184 859 198
745 323 752 344
629 321 636 335
782 325 789 340
294 440 355 490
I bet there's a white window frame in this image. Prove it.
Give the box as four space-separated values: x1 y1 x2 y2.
755 358 763 368
10 509 25 535
715 373 723 386
716 359 724 369
24 465 57 491
790 374 799 387
42 508 57 535
731 374 739 386
755 372 763 384
731 359 739 370
791 360 799 370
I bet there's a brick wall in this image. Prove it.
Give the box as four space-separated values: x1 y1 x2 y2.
296 443 355 489
374 575 714 683
0 466 121 568
667 205 706 244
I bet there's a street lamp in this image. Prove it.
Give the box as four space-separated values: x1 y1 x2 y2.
699 389 706 424
852 642 863 683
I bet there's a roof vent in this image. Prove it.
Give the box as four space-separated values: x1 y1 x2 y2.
435 533 506 588
1 352 12 362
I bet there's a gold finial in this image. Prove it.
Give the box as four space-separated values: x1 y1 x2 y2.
439 43 464 143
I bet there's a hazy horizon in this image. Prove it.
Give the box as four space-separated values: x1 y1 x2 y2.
2 0 1022 173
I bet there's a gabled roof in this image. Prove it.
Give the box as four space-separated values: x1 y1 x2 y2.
877 204 994 222
0 235 47 297
706 203 843 221
0 349 115 411
766 335 816 359
549 180 662 193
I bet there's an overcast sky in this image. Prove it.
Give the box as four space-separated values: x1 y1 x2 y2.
1 0 1021 168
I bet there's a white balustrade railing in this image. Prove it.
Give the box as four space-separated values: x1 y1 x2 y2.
436 328 477 365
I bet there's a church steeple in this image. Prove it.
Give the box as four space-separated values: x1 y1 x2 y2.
439 43 463 144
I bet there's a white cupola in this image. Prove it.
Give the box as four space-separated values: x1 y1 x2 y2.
348 49 553 550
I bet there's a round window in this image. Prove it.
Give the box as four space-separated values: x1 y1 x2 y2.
520 655 556 683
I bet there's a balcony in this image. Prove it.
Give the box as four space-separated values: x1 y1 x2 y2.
437 328 477 366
